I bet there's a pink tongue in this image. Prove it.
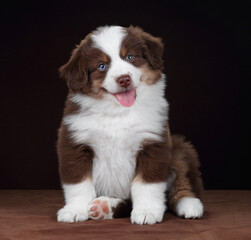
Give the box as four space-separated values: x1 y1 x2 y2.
115 89 136 107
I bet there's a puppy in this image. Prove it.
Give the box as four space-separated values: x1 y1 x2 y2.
57 26 203 224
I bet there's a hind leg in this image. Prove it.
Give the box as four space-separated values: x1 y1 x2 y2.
168 135 204 219
169 171 204 219
88 196 132 220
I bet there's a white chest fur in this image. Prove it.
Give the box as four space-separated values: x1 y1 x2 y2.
64 79 168 199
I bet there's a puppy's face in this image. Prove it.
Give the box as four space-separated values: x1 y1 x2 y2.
59 26 164 107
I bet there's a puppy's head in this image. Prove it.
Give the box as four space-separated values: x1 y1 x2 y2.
59 26 164 107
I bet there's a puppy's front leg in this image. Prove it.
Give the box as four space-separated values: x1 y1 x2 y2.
131 181 167 225
131 141 169 225
57 126 96 223
57 180 96 223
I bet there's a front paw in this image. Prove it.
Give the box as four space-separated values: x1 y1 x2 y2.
57 206 89 223
131 208 164 225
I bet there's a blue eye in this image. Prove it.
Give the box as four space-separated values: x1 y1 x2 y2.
126 54 134 62
98 63 107 71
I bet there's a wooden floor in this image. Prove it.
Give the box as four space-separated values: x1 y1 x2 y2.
0 190 251 240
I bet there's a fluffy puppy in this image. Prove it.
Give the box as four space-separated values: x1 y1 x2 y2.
57 25 203 225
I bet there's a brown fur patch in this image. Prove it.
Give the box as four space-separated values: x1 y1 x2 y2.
87 48 111 98
134 137 171 183
57 121 94 184
120 31 146 68
62 94 80 116
86 48 111 72
140 64 162 85
112 199 132 218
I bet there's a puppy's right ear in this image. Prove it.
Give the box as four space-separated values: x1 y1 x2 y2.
59 42 88 92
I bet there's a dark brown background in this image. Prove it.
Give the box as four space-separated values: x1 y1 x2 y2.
0 0 250 189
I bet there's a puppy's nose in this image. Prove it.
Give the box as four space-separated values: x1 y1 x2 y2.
116 75 131 88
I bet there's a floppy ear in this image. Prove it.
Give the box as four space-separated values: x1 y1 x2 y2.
59 42 88 92
142 31 164 70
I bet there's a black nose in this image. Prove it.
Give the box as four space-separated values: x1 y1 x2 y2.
116 75 131 88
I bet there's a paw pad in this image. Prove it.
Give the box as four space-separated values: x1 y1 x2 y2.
88 197 112 220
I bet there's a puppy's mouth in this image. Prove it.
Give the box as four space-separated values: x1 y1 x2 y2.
114 88 137 107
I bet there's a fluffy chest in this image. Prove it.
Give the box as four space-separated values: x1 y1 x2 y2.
65 111 154 199
91 127 138 199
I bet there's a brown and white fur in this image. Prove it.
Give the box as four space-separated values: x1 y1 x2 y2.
57 26 203 225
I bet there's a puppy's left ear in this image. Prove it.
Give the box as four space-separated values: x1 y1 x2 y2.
142 32 164 70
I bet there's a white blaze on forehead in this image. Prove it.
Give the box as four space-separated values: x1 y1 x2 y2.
91 26 126 57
